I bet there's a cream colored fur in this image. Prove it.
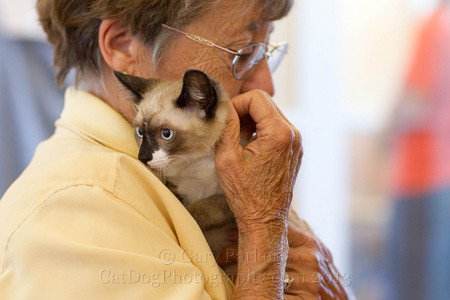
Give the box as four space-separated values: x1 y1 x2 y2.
134 78 229 205
117 70 237 275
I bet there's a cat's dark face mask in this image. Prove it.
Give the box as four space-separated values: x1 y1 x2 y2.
114 69 219 167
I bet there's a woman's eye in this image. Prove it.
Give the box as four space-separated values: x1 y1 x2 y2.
136 127 144 138
241 49 254 56
161 128 175 141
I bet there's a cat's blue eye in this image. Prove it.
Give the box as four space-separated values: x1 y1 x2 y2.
136 127 144 138
161 128 175 141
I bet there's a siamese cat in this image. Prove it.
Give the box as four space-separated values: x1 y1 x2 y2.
114 70 236 264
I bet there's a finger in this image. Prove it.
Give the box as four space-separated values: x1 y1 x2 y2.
323 259 347 298
227 227 239 242
256 92 303 197
260 90 294 127
283 270 304 295
280 123 302 200
288 127 303 181
231 90 279 125
284 270 334 299
259 91 301 150
284 291 316 299
318 258 341 298
239 90 301 153
285 246 315 271
215 244 239 266
286 142 302 208
288 209 308 230
232 90 299 168
284 294 310 300
321 242 334 262
319 279 337 300
287 222 312 248
312 235 334 262
215 100 242 156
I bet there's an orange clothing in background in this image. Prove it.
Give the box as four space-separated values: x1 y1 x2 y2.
390 6 450 197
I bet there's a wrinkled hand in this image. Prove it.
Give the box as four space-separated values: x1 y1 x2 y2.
215 90 302 298
215 90 303 228
284 211 355 300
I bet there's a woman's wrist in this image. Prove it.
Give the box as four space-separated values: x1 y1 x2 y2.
231 222 288 299
237 219 288 251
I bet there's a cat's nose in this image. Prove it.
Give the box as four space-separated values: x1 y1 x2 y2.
138 136 158 165
138 151 153 165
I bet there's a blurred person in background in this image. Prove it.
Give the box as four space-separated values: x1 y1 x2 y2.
0 0 64 196
387 2 450 299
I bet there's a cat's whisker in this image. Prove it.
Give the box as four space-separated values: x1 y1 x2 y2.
170 155 190 165
201 142 215 157
158 166 166 182
164 163 178 179
152 166 162 182
150 163 165 182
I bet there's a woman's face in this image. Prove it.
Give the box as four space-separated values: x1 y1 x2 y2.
136 3 276 98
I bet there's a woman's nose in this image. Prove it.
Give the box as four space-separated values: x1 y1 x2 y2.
240 59 275 97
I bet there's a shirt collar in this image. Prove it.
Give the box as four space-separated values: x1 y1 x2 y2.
60 87 139 159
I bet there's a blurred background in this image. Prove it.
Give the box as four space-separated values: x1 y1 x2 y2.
1 0 449 299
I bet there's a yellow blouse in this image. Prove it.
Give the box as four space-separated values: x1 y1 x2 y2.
0 88 233 299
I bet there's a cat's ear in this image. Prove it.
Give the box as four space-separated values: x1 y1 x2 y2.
114 71 151 104
176 70 218 119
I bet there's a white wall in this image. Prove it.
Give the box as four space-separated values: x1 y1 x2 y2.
0 0 45 39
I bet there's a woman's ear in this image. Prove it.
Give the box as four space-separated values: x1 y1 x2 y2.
98 19 146 74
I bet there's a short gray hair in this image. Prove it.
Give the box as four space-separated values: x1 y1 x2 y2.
37 0 293 86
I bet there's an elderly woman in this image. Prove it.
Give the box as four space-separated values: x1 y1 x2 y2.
0 0 351 299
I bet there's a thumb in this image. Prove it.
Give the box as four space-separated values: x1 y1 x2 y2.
215 100 242 155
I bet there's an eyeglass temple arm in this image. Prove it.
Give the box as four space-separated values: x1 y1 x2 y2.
161 24 239 56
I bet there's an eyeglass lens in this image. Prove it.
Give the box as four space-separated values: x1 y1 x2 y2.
232 44 266 80
232 43 288 80
267 43 288 74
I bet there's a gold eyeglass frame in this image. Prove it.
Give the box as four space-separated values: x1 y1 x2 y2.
161 23 288 80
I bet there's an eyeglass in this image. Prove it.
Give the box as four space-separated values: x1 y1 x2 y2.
161 24 288 80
